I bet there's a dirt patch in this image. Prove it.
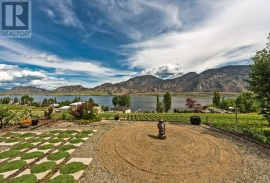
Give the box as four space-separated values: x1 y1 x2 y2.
98 123 244 183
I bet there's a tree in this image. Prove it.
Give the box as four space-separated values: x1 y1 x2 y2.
212 90 221 107
163 92 172 113
156 95 164 113
21 95 34 105
185 98 203 112
112 96 120 107
42 98 48 107
101 105 109 111
72 97 81 103
119 94 131 107
247 33 270 124
13 97 19 104
235 92 259 113
2 97 11 104
54 97 57 104
220 97 236 110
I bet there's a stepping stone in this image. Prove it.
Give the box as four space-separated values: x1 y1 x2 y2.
93 130 97 132
2 169 18 179
0 142 20 146
51 158 93 180
14 157 36 164
28 148 51 154
0 158 8 163
89 134 94 136
66 149 75 154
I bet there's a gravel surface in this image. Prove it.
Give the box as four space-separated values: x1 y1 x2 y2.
0 120 269 183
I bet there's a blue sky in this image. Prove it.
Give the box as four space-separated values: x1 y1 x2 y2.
0 0 270 90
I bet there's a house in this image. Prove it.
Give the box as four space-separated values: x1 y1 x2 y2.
50 104 59 108
69 102 86 109
58 106 70 110
110 106 131 113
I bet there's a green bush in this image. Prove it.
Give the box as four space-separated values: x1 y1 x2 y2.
27 138 44 143
49 138 63 144
21 151 44 160
31 161 56 174
38 144 55 150
58 144 76 151
0 150 20 159
11 143 33 150
0 160 26 173
60 162 85 174
20 133 36 138
48 175 74 183
47 151 70 161
6 174 37 183
5 137 24 143
69 138 84 144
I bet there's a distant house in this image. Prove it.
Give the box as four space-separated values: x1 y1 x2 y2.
69 102 86 109
110 106 131 113
50 104 59 108
58 106 70 110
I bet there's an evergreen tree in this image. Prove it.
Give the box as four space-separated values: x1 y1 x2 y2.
163 92 172 113
212 90 221 107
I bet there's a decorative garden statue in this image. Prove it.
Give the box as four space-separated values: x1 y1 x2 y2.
157 119 166 140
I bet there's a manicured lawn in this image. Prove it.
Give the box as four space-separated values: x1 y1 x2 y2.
60 162 85 174
47 151 70 161
49 175 74 183
0 160 26 173
21 152 44 160
31 161 57 174
6 174 37 183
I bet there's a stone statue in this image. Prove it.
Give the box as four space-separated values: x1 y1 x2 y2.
157 119 166 140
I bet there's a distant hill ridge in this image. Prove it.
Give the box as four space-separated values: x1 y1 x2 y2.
0 65 249 95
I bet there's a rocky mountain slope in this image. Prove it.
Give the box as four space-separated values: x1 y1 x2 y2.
93 65 249 93
0 65 249 95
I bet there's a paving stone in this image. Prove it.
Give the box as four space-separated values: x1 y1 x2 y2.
93 130 97 132
2 169 18 179
28 148 51 154
18 169 51 180
0 142 20 146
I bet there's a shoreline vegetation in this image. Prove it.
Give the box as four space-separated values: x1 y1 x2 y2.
0 92 240 97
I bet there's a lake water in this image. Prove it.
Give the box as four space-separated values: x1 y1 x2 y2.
0 95 212 112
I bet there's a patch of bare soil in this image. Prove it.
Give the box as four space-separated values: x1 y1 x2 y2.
98 123 244 183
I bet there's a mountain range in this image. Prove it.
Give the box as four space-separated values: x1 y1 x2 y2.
0 65 249 95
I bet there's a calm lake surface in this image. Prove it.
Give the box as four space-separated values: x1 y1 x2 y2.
0 95 212 112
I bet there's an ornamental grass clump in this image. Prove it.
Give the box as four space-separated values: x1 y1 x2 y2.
60 162 85 174
49 175 74 183
30 161 57 174
0 150 20 159
21 152 44 160
11 143 33 151
6 174 37 183
38 144 55 150
0 160 26 173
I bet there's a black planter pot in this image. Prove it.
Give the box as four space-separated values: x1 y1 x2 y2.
190 116 201 125
114 116 119 120
32 119 39 126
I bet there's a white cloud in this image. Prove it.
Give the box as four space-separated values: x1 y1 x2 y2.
86 0 182 41
41 0 84 30
141 63 183 79
123 0 270 73
0 64 68 90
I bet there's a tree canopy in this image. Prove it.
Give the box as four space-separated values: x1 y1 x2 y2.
163 92 172 113
247 33 270 123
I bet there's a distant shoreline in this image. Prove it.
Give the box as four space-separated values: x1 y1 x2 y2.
0 92 240 98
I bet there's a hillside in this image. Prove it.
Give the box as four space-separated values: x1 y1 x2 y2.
0 65 249 95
